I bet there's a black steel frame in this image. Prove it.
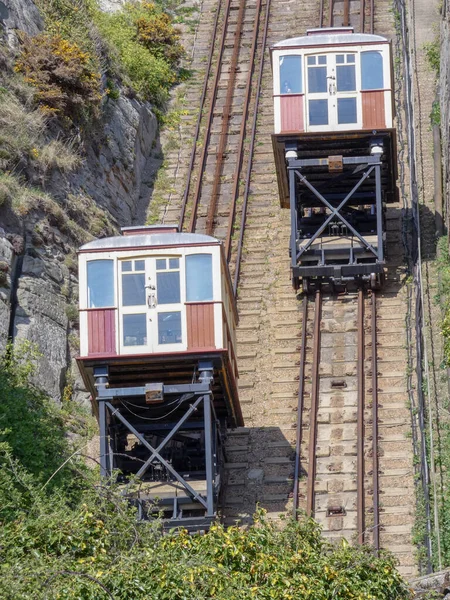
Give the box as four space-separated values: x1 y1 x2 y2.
93 362 221 529
287 154 385 281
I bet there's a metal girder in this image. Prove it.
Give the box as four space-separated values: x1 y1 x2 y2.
93 362 219 523
96 383 211 399
287 154 385 277
105 401 210 510
294 165 378 259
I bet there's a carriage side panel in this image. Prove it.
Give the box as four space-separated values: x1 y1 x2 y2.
362 90 386 129
186 302 215 349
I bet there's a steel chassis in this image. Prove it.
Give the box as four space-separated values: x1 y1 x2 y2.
286 149 386 288
93 361 222 531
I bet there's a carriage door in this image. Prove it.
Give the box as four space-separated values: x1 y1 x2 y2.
119 256 185 354
307 52 360 131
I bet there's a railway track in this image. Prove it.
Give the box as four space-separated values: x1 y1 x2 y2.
153 0 418 578
293 290 377 545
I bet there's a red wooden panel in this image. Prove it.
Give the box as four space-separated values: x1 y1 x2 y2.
362 91 386 129
280 95 304 133
186 303 215 350
88 309 117 355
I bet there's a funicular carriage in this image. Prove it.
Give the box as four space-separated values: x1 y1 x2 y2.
271 28 398 290
77 225 242 530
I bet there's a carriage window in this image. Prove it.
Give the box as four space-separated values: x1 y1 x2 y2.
156 258 180 304
123 314 147 346
309 99 328 125
122 260 145 306
279 55 302 94
186 254 213 301
337 97 357 124
361 51 384 90
158 312 182 344
87 260 114 308
336 54 356 92
307 55 327 93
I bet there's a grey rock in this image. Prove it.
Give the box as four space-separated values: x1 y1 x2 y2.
67 97 158 226
97 0 126 13
13 275 68 400
2 0 44 47
247 468 264 482
0 235 14 353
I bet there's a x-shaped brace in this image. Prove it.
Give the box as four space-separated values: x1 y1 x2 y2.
294 164 379 260
105 398 209 509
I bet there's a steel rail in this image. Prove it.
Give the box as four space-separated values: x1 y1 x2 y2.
360 0 366 33
371 291 380 552
343 0 350 26
328 0 334 27
188 0 233 233
357 288 365 544
319 0 324 27
224 0 263 260
306 289 322 517
370 0 374 34
293 295 309 518
232 0 272 294
178 0 223 231
206 0 246 236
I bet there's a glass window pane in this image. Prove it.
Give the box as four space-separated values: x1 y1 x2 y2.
279 55 302 94
336 65 356 91
169 258 179 269
318 55 327 65
307 56 315 65
157 271 180 304
361 51 383 90
156 259 166 270
336 55 345 64
123 314 147 346
87 260 114 308
135 260 145 271
158 312 182 344
337 97 357 124
186 254 213 301
122 261 132 272
122 273 145 306
347 54 355 63
309 99 328 125
308 66 327 93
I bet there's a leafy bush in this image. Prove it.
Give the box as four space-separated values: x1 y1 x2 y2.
135 2 184 65
95 1 183 106
423 38 440 75
15 33 102 123
0 342 411 599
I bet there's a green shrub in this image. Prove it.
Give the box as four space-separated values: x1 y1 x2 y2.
135 2 184 65
94 1 183 106
423 38 440 75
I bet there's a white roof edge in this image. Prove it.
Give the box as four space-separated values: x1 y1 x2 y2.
272 33 388 48
79 232 220 251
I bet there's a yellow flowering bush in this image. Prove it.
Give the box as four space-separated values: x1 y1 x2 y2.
15 33 102 123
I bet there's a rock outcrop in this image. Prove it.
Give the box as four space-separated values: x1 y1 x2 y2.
0 0 159 402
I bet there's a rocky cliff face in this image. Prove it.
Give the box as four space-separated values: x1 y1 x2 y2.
0 0 159 401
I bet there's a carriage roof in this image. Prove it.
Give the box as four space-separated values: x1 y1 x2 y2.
272 32 388 49
79 232 219 252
